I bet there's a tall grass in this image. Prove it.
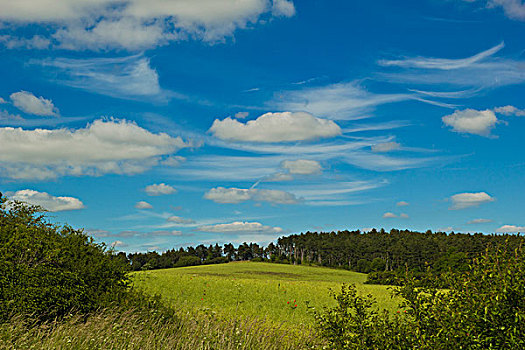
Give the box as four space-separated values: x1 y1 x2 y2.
1 307 324 350
132 262 397 327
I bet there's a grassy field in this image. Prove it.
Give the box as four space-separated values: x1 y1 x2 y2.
132 262 398 328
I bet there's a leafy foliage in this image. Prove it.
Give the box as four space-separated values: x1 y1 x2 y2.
0 194 130 322
313 244 525 349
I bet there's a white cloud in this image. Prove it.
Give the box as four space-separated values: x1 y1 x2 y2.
149 230 183 236
8 189 84 212
378 42 505 70
400 213 409 219
0 35 51 49
0 98 5 104
280 159 321 175
378 42 525 89
487 0 525 21
167 216 195 224
494 105 525 116
234 111 249 119
135 201 153 209
396 201 409 206
0 0 296 50
265 172 294 182
161 156 186 167
467 218 492 224
204 186 299 204
442 109 498 137
0 119 187 180
449 192 495 210
0 110 22 120
10 91 58 116
495 224 525 233
209 111 341 143
145 183 177 196
111 240 128 248
53 18 167 51
272 0 296 17
372 141 401 152
275 82 410 120
383 212 397 218
39 56 170 102
197 221 283 235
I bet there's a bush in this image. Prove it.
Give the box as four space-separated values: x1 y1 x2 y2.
313 244 525 349
0 195 130 322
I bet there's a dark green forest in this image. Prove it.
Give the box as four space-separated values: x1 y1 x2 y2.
126 228 524 285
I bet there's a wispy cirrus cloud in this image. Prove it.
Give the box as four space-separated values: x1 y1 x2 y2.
197 221 284 235
378 42 505 70
37 55 177 102
273 81 411 120
378 42 525 89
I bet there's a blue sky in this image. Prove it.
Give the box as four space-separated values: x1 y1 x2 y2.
0 0 524 252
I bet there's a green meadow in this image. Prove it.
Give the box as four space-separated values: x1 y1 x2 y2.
132 262 398 328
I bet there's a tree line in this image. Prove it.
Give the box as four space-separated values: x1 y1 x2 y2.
124 228 524 285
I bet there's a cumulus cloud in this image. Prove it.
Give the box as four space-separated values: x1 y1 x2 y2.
280 159 322 175
496 225 525 233
10 91 58 116
272 0 296 17
442 109 498 137
0 119 187 180
197 221 283 235
396 201 409 207
234 112 249 119
400 213 409 219
0 35 51 49
383 212 397 218
449 192 495 210
0 98 5 104
8 189 84 212
167 216 195 224
134 201 153 209
371 141 401 152
204 186 299 204
467 218 492 224
209 111 341 143
145 183 177 196
486 0 525 21
0 110 22 120
494 105 525 116
0 0 296 50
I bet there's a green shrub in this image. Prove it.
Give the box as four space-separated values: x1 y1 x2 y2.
0 195 130 322
313 244 525 349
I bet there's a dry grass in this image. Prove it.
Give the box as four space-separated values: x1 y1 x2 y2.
0 307 324 350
